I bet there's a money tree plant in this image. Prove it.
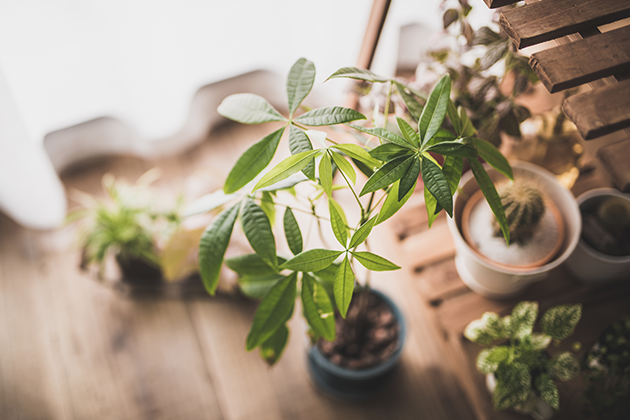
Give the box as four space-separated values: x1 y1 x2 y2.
465 302 582 414
195 57 512 365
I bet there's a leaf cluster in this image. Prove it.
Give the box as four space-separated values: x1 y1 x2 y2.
464 301 582 412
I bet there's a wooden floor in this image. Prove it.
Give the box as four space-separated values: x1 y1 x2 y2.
0 122 475 420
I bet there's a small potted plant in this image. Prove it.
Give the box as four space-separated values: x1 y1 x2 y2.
465 301 582 419
192 57 513 398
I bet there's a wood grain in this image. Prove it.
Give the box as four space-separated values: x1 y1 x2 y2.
500 0 630 49
483 0 520 9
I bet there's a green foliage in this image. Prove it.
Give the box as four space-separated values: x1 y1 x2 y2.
465 301 582 413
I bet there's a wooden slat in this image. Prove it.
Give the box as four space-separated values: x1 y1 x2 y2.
483 0 520 9
413 258 469 305
562 78 630 139
400 221 455 269
500 0 630 49
529 25 630 93
596 138 630 192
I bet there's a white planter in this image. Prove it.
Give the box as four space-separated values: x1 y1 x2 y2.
447 161 581 299
565 188 630 284
486 374 554 420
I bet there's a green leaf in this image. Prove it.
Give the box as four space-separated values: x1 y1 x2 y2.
283 208 303 255
294 106 366 126
259 324 289 366
238 274 283 300
329 199 348 247
480 41 509 71
319 151 333 198
305 129 328 147
254 150 320 191
287 58 316 117
442 156 463 195
419 75 451 145
326 67 389 83
530 333 552 351
280 249 344 272
424 185 441 228
352 251 400 271
459 107 476 137
509 301 538 339
468 158 509 244
198 202 240 295
330 151 356 185
473 26 502 46
334 255 355 318
368 143 412 162
447 100 462 136
422 157 453 217
241 198 277 272
223 127 285 194
464 312 505 345
427 141 478 158
493 363 531 410
396 117 420 147
470 137 513 180
246 273 297 351
376 179 416 225
301 273 335 341
360 155 415 197
218 93 286 124
182 189 239 217
225 253 287 276
443 8 459 29
331 144 381 169
549 352 579 381
288 125 315 181
541 304 582 341
399 157 420 200
394 82 425 120
535 374 559 411
349 216 378 249
477 347 509 374
349 124 415 150
260 191 276 226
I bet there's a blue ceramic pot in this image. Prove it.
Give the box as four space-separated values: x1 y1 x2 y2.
307 289 406 401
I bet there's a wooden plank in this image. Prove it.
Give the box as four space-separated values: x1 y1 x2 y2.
413 258 469 305
500 0 630 49
483 0 520 9
562 79 630 139
400 221 455 269
596 138 630 192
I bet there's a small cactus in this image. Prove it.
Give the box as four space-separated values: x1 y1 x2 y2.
597 196 630 234
492 181 546 244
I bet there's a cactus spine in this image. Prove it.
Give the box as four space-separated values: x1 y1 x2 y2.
492 181 546 244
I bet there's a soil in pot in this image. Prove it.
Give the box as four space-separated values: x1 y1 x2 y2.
317 291 400 370
581 196 630 257
116 253 163 284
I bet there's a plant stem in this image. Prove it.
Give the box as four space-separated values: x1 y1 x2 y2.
382 81 393 130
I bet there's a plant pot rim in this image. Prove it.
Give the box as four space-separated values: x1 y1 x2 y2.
308 288 406 380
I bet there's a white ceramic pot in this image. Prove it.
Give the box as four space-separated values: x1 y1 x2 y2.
447 161 581 299
565 188 630 284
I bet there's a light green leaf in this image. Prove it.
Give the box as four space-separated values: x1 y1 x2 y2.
301 273 335 341
326 67 389 83
349 124 415 150
246 273 297 350
427 141 478 158
535 374 559 411
422 157 453 217
351 251 400 271
477 347 509 374
360 155 415 197
394 82 425 121
199 202 240 295
294 106 366 126
376 179 416 225
182 189 239 217
349 216 378 249
241 198 277 272
287 58 316 116
329 199 348 247
319 151 333 198
470 137 513 180
464 312 505 345
280 249 344 272
399 157 420 200
509 301 538 340
419 75 451 145
330 151 356 185
225 253 287 276
396 117 419 147
254 150 320 191
283 207 303 255
530 333 552 351
224 127 285 194
368 143 412 162
305 129 328 147
541 304 582 341
424 185 441 228
260 191 276 226
259 324 289 366
288 125 315 181
334 255 355 318
331 143 381 169
218 93 286 124
549 352 579 381
238 274 283 300
493 363 531 410
442 156 463 195
468 158 509 244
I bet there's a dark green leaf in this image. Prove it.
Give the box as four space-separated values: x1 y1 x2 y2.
224 127 285 194
427 128 458 146
376 179 416 225
226 253 287 276
349 216 378 249
419 75 451 145
260 191 276 226
480 41 509 71
473 26 502 46
241 198 277 272
326 67 389 83
493 363 531 410
334 255 355 318
549 352 579 381
329 199 348 247
535 374 559 411
541 304 582 341
259 324 289 366
352 251 400 271
239 274 283 300
218 93 286 124
396 117 420 147
428 141 478 158
301 273 335 341
447 100 462 136
399 157 420 200
289 125 315 181
330 151 356 185
280 249 344 272
330 144 381 169
348 124 415 150
443 8 459 29
442 156 463 195
368 143 412 162
459 106 476 137
422 158 453 217
360 155 415 196
199 202 240 295
246 273 297 350
284 208 303 255
468 158 509 244
254 150 320 191
295 106 366 126
319 151 333 198
287 58 316 116
394 82 425 120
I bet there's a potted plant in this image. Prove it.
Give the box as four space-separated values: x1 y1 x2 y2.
465 301 582 419
192 57 514 398
566 188 630 284
582 316 630 420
